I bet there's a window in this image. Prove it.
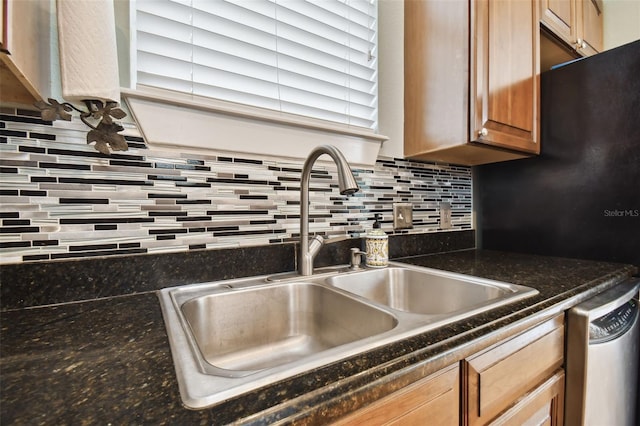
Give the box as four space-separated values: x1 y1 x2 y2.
133 0 378 132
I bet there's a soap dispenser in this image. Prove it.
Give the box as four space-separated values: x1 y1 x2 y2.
366 213 388 267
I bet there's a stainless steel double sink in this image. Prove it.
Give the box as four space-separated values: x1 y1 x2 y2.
158 262 538 409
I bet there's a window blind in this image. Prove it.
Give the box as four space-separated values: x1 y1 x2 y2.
134 0 378 131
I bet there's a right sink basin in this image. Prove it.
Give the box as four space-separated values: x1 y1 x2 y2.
327 266 537 316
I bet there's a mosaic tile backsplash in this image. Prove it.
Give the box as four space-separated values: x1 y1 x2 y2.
0 108 472 264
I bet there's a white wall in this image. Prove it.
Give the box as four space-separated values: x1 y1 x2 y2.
114 0 132 89
603 0 640 50
377 0 405 159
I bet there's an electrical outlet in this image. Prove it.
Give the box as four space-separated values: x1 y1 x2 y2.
393 203 413 229
440 202 452 229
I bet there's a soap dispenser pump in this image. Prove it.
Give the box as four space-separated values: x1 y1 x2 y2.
366 213 388 267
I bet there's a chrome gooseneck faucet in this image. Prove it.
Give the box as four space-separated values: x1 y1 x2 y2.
299 145 359 276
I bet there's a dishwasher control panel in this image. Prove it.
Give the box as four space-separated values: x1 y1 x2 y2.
589 299 639 343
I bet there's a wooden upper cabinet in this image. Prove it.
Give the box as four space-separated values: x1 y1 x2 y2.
0 0 52 106
540 0 603 56
404 0 540 166
472 0 540 155
1 0 6 51
540 0 577 46
577 0 603 55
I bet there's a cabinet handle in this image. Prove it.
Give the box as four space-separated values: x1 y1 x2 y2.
576 38 586 50
479 128 488 137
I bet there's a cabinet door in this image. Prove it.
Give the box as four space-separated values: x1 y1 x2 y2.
0 0 51 104
463 315 564 426
540 0 577 46
404 0 470 157
471 0 540 154
490 370 565 426
1 0 6 51
334 363 459 426
577 0 603 55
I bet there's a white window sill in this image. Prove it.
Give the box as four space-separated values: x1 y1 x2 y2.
121 87 388 166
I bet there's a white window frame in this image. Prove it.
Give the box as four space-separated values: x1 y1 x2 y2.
121 0 389 165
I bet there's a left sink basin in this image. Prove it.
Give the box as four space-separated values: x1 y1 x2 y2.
158 278 399 409
181 282 397 376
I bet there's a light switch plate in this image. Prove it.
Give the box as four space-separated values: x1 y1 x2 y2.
393 203 413 229
440 202 452 229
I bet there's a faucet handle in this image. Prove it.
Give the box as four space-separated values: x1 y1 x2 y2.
349 248 366 270
323 234 350 245
307 235 325 258
308 234 350 259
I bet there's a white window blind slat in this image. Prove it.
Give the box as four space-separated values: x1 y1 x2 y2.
135 0 378 131
137 13 192 47
137 31 191 64
275 54 374 96
137 50 192 83
192 2 277 44
275 24 372 70
137 0 192 26
219 0 278 26
279 0 374 45
192 32 279 75
191 59 280 101
193 78 281 111
137 73 193 94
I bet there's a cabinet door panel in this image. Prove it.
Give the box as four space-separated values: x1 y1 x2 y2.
472 0 540 154
540 0 576 46
490 370 565 426
464 315 564 425
0 0 51 103
1 0 6 50
488 0 534 133
404 0 469 155
335 363 459 426
578 0 603 55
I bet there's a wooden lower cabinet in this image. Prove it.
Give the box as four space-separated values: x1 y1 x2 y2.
334 363 459 426
463 315 565 426
334 315 565 426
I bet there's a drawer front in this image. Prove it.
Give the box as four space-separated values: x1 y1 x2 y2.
335 363 459 426
465 315 565 425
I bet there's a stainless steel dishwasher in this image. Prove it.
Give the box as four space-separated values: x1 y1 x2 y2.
565 278 640 426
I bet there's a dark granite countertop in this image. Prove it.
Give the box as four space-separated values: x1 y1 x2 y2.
1 250 636 425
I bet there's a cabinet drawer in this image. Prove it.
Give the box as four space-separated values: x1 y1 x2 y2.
335 363 459 426
464 315 565 425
